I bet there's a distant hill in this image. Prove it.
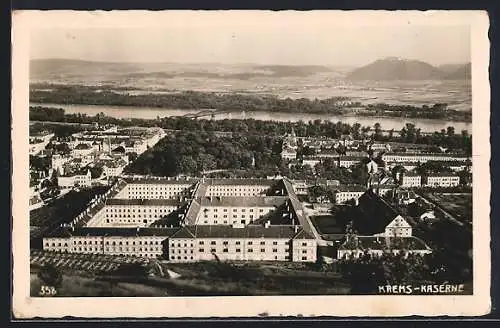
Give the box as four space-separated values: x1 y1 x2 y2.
30 59 334 81
438 63 468 74
442 63 471 80
254 65 333 77
30 59 141 79
346 57 445 81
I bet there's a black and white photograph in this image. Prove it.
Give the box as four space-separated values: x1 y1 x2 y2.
12 10 491 318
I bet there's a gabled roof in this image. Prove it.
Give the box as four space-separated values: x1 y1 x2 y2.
184 198 201 225
74 143 91 150
293 228 315 240
351 189 402 235
112 146 126 153
171 226 196 238
283 177 318 239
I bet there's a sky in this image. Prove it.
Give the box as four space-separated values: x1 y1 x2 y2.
29 14 471 67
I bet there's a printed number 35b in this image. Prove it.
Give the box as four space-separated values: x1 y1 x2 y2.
39 285 57 296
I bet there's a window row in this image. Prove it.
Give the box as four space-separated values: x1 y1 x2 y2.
73 246 161 252
106 208 172 213
72 240 161 245
181 240 289 246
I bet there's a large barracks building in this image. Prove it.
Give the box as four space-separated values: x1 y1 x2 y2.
43 177 319 262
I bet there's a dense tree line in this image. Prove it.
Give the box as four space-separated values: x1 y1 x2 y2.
30 84 470 121
314 159 368 185
30 121 89 139
360 102 471 121
30 107 472 155
125 131 282 177
31 85 352 114
338 249 472 294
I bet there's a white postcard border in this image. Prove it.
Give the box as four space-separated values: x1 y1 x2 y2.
12 10 491 318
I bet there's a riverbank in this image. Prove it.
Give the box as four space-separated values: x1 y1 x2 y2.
29 85 471 122
30 103 472 133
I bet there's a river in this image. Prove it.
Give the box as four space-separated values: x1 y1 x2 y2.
31 103 472 133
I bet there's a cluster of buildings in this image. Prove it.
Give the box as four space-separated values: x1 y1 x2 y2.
53 126 165 187
398 173 461 188
43 177 319 262
29 131 55 155
37 127 472 264
42 174 435 263
281 130 471 193
29 125 165 210
29 125 165 190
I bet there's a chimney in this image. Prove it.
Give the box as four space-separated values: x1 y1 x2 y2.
294 225 299 233
265 220 270 228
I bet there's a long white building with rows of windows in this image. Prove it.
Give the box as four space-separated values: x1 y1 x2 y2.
382 152 470 164
43 177 319 262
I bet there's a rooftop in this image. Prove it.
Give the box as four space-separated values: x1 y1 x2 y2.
172 225 302 239
352 190 402 235
331 185 367 193
74 143 91 150
425 174 460 178
124 177 198 185
205 178 276 187
105 198 183 207
402 173 421 177
339 156 366 161
48 227 179 238
197 196 288 208
384 152 469 158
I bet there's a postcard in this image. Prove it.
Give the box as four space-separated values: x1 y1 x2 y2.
12 10 491 318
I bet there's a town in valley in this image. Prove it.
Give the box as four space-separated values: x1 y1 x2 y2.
28 23 473 297
29 109 473 296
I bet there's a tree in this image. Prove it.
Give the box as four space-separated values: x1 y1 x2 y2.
374 123 382 141
128 152 138 162
351 163 370 186
50 169 59 188
55 143 70 154
336 144 347 155
301 146 316 156
446 126 455 137
361 126 371 138
457 169 472 186
388 129 394 140
38 264 63 288
351 123 361 139
308 185 328 201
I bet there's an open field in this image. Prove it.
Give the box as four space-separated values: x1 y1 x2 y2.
30 61 472 112
424 193 473 224
30 250 149 274
30 250 350 297
31 273 170 297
